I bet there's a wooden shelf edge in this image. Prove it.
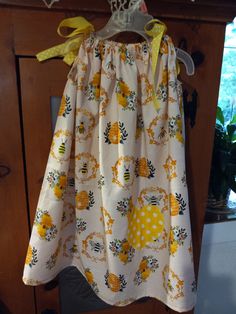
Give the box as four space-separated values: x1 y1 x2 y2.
0 1 235 23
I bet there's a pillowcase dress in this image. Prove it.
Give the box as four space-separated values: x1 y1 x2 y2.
22 29 197 312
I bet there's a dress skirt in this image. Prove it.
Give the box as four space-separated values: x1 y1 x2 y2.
23 32 196 312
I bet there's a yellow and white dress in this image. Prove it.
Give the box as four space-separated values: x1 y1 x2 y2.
23 31 196 312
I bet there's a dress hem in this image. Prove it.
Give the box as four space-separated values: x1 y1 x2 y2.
22 262 196 313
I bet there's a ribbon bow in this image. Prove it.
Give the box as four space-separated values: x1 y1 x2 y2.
144 19 167 111
36 16 94 65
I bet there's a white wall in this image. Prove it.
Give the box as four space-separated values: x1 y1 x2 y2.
194 221 236 314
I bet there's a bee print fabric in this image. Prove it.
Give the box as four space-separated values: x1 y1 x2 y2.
23 32 196 312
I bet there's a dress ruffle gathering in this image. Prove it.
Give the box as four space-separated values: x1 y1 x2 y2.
23 32 196 312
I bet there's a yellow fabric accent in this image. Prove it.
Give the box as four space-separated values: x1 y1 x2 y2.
176 59 181 75
36 17 94 65
127 205 164 249
144 19 167 111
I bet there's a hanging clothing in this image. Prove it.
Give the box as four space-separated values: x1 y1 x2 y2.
22 31 196 312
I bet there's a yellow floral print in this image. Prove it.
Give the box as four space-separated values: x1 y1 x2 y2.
163 155 177 180
34 209 57 241
58 95 66 116
119 45 134 65
41 213 53 227
37 212 53 238
54 185 63 199
169 226 188 256
58 95 72 117
169 115 184 144
37 224 47 238
84 268 99 293
25 245 33 265
116 78 137 111
162 265 185 300
85 71 101 101
162 68 168 85
141 267 151 280
85 269 94 284
160 40 168 54
47 170 67 200
92 72 100 86
25 244 38 268
109 238 135 264
134 256 159 285
118 243 130 263
92 72 101 99
100 207 114 235
46 238 62 270
117 81 130 107
170 240 178 255
169 194 180 216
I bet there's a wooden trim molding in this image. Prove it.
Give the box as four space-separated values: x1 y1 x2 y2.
0 0 235 23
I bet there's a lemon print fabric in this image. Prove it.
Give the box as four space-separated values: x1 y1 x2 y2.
23 31 196 312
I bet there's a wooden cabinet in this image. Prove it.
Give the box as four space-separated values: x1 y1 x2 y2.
0 1 235 313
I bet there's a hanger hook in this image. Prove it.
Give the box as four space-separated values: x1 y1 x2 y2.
108 0 142 13
42 0 60 9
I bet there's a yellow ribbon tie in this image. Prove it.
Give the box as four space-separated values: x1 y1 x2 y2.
145 19 167 111
36 16 94 65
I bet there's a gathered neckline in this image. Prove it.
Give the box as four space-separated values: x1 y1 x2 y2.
88 32 151 49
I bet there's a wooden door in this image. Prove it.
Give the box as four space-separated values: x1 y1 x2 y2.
19 58 68 313
0 10 35 314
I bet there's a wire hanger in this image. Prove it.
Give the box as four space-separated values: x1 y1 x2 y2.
42 0 60 9
96 0 153 42
96 0 195 76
